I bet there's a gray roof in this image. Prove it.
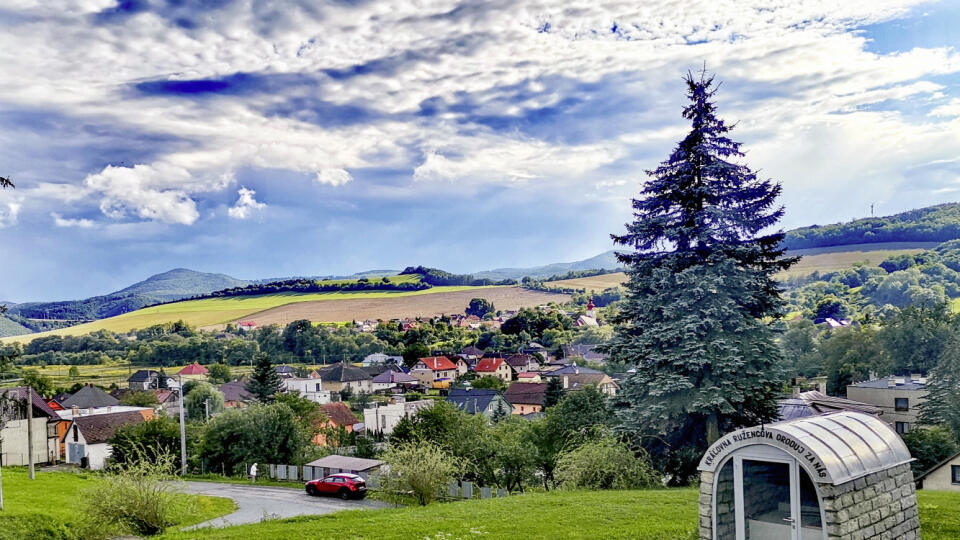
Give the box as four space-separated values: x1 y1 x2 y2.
778 391 883 421
698 411 912 486
319 362 372 382
850 377 927 391
127 370 158 383
543 364 603 376
371 370 416 384
446 388 503 414
306 454 384 472
60 385 120 409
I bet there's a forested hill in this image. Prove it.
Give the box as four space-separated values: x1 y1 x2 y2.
7 269 249 322
784 203 960 250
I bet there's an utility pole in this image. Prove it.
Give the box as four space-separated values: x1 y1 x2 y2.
178 375 187 475
871 203 874 217
204 399 210 422
26 388 34 480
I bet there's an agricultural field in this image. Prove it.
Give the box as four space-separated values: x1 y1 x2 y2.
544 273 628 292
238 287 568 329
779 242 939 279
1 286 569 344
3 362 256 390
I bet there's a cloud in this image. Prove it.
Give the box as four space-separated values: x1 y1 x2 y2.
228 187 266 219
316 168 353 186
0 200 21 228
930 98 960 118
51 212 95 228
83 164 200 225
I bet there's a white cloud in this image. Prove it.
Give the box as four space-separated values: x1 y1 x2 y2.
316 168 353 186
930 98 960 118
228 187 266 219
0 201 21 228
83 164 199 225
51 212 95 228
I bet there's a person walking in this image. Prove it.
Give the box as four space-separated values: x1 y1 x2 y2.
250 462 258 484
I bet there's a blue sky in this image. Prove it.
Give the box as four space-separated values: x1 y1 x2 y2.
1 0 960 301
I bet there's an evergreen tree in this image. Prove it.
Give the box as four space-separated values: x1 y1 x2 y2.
492 399 509 423
604 71 796 484
245 353 282 402
157 368 169 390
920 331 960 441
544 377 564 409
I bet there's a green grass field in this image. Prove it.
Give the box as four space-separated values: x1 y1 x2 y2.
0 467 235 540
1 362 256 390
159 486 960 540
1 285 489 344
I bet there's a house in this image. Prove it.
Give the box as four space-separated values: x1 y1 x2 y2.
364 399 435 435
778 391 882 421
575 315 599 328
460 346 485 359
317 362 373 394
238 321 257 332
504 382 547 416
362 364 402 378
473 357 514 382
562 344 609 365
178 362 209 380
542 365 619 396
0 387 61 466
410 356 458 387
220 381 253 408
153 389 179 415
306 454 384 479
62 409 149 470
446 388 511 417
505 353 540 373
60 385 120 409
282 377 332 404
362 352 402 367
846 376 929 434
127 370 160 390
516 372 542 383
314 402 360 446
371 370 418 392
274 365 297 379
916 450 960 491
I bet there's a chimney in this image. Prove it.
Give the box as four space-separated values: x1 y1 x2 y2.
72 405 79 417
563 376 569 389
887 379 896 388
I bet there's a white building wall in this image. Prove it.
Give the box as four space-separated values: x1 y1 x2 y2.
0 417 58 465
86 443 112 470
283 378 333 404
363 400 434 435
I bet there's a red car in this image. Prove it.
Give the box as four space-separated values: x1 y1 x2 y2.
305 473 368 500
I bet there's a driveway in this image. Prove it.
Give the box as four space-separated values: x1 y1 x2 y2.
183 481 390 529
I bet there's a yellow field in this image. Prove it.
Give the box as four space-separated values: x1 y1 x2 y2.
0 286 490 344
778 242 938 279
544 273 628 292
0 362 256 390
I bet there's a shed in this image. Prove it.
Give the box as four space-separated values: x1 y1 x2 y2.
697 411 919 540
306 455 384 479
915 450 960 491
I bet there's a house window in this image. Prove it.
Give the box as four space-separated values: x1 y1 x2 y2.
952 465 960 485
895 398 909 412
315 383 320 392
896 422 910 434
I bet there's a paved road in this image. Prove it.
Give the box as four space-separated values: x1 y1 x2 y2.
183 481 390 529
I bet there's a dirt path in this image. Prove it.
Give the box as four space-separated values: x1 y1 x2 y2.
225 287 569 327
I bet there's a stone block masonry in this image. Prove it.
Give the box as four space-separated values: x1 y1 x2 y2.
698 463 921 539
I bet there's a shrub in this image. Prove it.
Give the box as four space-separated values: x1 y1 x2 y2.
381 441 462 506
555 437 660 491
77 450 187 538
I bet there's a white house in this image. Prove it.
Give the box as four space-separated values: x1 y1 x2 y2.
62 409 148 470
282 377 333 404
363 400 435 436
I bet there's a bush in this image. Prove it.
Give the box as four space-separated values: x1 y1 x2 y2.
109 416 184 471
380 441 462 506
77 451 186 538
555 436 660 491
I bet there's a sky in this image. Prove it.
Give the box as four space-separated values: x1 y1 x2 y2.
1 0 960 301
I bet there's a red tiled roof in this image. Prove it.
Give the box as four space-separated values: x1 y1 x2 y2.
418 356 456 371
320 402 360 427
474 358 505 372
178 362 209 375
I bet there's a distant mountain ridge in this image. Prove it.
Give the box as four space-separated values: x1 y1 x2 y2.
7 269 250 322
472 251 621 281
785 202 960 250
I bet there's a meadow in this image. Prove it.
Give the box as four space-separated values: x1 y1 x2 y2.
0 468 235 540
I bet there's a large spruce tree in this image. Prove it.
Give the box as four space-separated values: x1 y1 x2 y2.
245 352 283 402
605 71 796 483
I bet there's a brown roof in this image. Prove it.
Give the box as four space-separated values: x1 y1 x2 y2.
504 382 547 406
321 402 360 427
219 381 253 403
68 410 147 444
0 387 59 418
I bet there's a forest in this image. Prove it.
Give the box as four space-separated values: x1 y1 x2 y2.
784 202 960 249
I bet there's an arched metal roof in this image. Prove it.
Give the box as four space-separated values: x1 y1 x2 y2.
698 411 912 486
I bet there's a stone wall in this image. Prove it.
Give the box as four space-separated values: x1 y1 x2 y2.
699 462 921 540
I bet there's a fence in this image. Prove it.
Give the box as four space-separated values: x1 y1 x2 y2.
262 464 510 500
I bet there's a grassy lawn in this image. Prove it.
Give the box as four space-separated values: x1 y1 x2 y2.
0 467 235 539
160 486 960 540
1 285 492 343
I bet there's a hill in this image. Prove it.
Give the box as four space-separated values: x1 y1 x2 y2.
0 315 31 337
7 269 250 322
472 250 621 281
785 202 960 250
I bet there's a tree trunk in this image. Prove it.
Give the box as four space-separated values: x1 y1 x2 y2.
706 411 720 446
